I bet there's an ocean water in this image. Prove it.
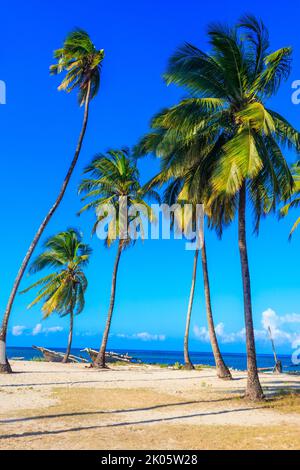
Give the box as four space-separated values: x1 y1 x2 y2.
6 346 299 372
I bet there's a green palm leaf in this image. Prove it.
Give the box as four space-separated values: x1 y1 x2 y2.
22 229 91 319
79 149 157 248
50 29 104 105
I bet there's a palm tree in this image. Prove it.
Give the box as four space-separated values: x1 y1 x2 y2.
136 15 299 399
166 187 199 371
281 164 300 237
79 149 159 368
0 30 104 373
200 219 232 379
184 249 198 369
21 229 91 363
142 167 232 378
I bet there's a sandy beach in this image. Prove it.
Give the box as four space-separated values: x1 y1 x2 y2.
0 361 299 450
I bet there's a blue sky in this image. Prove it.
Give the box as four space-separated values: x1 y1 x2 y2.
1 0 300 355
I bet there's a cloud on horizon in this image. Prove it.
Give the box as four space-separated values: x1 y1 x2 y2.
116 332 166 342
11 309 300 351
12 323 63 337
193 323 245 344
12 325 27 337
193 308 300 348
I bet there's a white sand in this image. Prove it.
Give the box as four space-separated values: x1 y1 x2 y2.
1 360 299 427
0 361 300 449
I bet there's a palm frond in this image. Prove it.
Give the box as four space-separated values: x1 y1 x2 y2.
50 29 104 104
23 229 91 320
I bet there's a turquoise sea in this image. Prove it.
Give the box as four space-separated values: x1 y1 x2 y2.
6 347 300 372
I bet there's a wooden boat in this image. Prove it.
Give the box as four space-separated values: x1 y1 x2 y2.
81 348 141 364
32 345 89 363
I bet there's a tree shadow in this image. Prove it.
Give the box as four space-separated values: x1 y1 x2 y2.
0 397 238 425
0 406 264 440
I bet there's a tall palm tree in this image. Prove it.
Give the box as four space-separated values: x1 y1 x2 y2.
136 15 299 399
179 175 234 381
281 164 300 237
79 149 159 368
0 30 104 373
21 229 91 363
165 185 200 370
143 167 232 378
184 249 198 369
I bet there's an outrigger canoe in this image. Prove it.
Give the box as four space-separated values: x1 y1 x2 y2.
81 347 141 364
32 345 89 363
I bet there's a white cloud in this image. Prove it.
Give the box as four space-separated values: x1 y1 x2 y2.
261 308 300 330
282 313 300 324
215 323 246 343
32 323 63 336
193 308 300 348
12 325 26 336
194 323 245 344
75 330 95 337
193 325 210 342
32 323 42 336
135 332 166 341
260 308 300 346
116 332 166 342
45 326 63 334
12 323 63 337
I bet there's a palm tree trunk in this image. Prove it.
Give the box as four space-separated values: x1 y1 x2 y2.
200 224 232 380
184 250 199 369
0 81 92 374
238 183 264 400
63 310 74 364
94 241 123 368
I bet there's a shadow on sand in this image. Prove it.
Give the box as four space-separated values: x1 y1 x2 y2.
0 405 265 440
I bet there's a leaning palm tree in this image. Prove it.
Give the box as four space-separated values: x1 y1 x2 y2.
0 30 104 373
79 148 159 368
281 164 300 237
173 200 200 371
21 229 91 363
184 248 199 370
136 15 299 399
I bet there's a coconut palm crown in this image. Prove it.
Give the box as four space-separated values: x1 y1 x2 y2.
137 15 298 212
50 29 104 105
21 228 91 319
79 148 159 246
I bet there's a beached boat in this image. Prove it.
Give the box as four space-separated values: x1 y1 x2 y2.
81 348 141 364
32 346 89 363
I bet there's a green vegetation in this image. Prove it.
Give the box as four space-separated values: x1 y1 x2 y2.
21 229 91 363
266 392 300 413
79 149 159 368
135 14 299 400
0 16 299 407
0 30 103 373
